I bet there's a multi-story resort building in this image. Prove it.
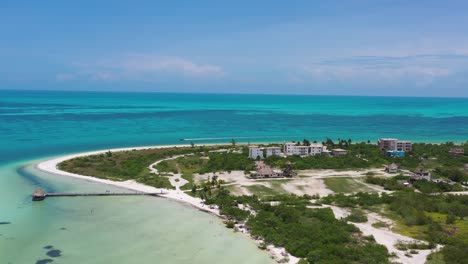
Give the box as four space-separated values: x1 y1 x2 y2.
284 142 310 157
284 142 324 156
248 146 264 159
248 146 282 159
250 142 343 159
378 138 412 152
378 138 412 157
265 147 282 157
309 143 323 156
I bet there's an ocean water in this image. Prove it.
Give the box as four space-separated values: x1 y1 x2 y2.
1 90 468 263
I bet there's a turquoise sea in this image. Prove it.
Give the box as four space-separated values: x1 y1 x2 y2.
1 90 468 264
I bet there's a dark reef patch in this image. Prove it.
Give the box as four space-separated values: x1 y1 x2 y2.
43 245 53 249
0 221 11 225
35 259 53 264
46 249 62 258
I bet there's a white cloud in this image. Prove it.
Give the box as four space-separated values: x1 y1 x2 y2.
297 55 463 86
118 55 224 76
57 54 225 82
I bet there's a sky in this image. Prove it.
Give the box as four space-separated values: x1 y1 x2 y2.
1 0 468 97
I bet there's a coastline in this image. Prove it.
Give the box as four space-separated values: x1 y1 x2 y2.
35 144 299 264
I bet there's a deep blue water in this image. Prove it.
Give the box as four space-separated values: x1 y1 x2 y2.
1 90 467 164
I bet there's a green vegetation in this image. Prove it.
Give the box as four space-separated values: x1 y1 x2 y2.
321 191 468 263
265 142 386 169
244 180 291 197
399 142 468 171
153 148 255 174
395 241 432 251
245 185 278 196
426 252 446 264
365 175 464 193
58 146 224 189
137 172 174 189
180 173 195 191
345 209 368 223
264 141 468 182
323 177 373 193
372 221 390 229
200 150 255 173
181 175 391 263
248 206 389 263
202 190 390 263
154 160 178 173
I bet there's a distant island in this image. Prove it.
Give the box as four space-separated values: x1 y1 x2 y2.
38 138 468 264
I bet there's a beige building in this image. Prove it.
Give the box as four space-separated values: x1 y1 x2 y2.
331 148 347 156
449 148 465 156
378 138 412 152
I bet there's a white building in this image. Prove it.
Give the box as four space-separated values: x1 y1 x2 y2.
265 147 282 157
284 142 309 156
248 146 264 159
309 143 323 156
249 146 282 159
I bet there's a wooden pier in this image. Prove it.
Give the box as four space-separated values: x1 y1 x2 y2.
32 188 166 201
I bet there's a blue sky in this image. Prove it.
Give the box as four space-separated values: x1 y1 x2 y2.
1 1 468 97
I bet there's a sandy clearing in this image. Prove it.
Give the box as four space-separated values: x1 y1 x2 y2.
354 212 437 264
281 178 334 197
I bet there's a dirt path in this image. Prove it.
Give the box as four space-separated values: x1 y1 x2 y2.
148 154 189 191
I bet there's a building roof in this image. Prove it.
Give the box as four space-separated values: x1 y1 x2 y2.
379 138 398 141
332 148 347 152
255 161 274 175
249 145 259 148
310 143 323 147
387 163 399 169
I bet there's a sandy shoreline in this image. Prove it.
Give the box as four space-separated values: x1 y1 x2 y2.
35 144 299 264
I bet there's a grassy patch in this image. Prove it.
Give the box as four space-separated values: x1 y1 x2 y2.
180 173 195 191
426 252 446 264
245 185 283 196
323 177 372 193
154 160 178 173
345 208 368 223
372 221 390 229
426 211 468 237
137 171 174 189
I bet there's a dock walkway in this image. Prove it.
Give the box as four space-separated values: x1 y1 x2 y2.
32 188 166 201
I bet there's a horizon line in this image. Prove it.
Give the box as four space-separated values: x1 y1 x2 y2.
0 88 467 99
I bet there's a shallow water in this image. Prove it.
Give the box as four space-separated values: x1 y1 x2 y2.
0 163 274 264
